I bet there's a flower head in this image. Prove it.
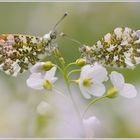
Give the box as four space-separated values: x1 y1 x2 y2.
79 63 108 99
26 66 57 90
109 71 137 98
30 61 54 74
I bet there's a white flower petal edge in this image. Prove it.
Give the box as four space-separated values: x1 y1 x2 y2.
79 83 91 99
119 83 137 98
87 83 106 97
109 71 125 90
110 71 137 98
26 73 44 90
30 62 44 73
44 67 57 80
89 63 108 82
80 65 92 79
83 116 100 138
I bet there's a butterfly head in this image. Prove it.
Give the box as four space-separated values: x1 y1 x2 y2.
42 30 57 42
50 30 57 39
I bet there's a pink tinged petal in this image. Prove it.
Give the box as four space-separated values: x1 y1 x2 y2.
87 83 106 97
119 83 137 98
26 73 44 90
109 71 125 90
30 62 44 73
44 66 57 80
83 116 100 138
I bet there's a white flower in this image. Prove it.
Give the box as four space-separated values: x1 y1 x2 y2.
79 63 108 99
30 61 54 74
83 116 100 138
26 66 57 90
109 71 137 98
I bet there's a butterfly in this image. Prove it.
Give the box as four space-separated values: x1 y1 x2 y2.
80 27 140 69
0 12 68 76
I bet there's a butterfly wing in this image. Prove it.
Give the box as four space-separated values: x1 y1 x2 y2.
81 27 140 69
0 34 47 76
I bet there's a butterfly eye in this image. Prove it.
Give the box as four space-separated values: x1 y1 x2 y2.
50 30 57 39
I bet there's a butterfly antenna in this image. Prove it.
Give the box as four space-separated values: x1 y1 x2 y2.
53 12 68 30
60 32 82 45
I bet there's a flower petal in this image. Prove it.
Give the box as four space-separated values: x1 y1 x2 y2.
80 65 92 79
79 81 91 99
26 73 44 90
83 116 100 138
30 62 44 73
109 71 125 90
119 83 137 98
87 83 106 97
51 77 58 83
44 66 57 80
89 63 108 83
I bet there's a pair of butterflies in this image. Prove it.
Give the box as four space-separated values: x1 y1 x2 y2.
0 12 140 76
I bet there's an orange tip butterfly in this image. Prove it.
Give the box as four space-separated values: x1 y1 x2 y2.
0 12 68 76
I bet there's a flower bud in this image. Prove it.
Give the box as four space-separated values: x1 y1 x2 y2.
76 58 86 66
59 57 65 65
42 61 54 71
53 48 61 57
106 87 118 98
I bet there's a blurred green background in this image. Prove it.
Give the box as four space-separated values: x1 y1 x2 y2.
0 2 140 138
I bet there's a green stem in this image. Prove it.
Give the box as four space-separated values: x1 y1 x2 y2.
65 62 76 70
67 69 81 78
82 95 108 118
53 54 83 124
63 65 82 118
56 65 64 75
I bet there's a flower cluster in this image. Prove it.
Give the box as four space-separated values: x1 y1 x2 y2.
80 27 140 69
77 63 137 99
25 26 139 138
26 60 138 138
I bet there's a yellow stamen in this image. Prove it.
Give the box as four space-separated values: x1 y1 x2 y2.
43 80 53 90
